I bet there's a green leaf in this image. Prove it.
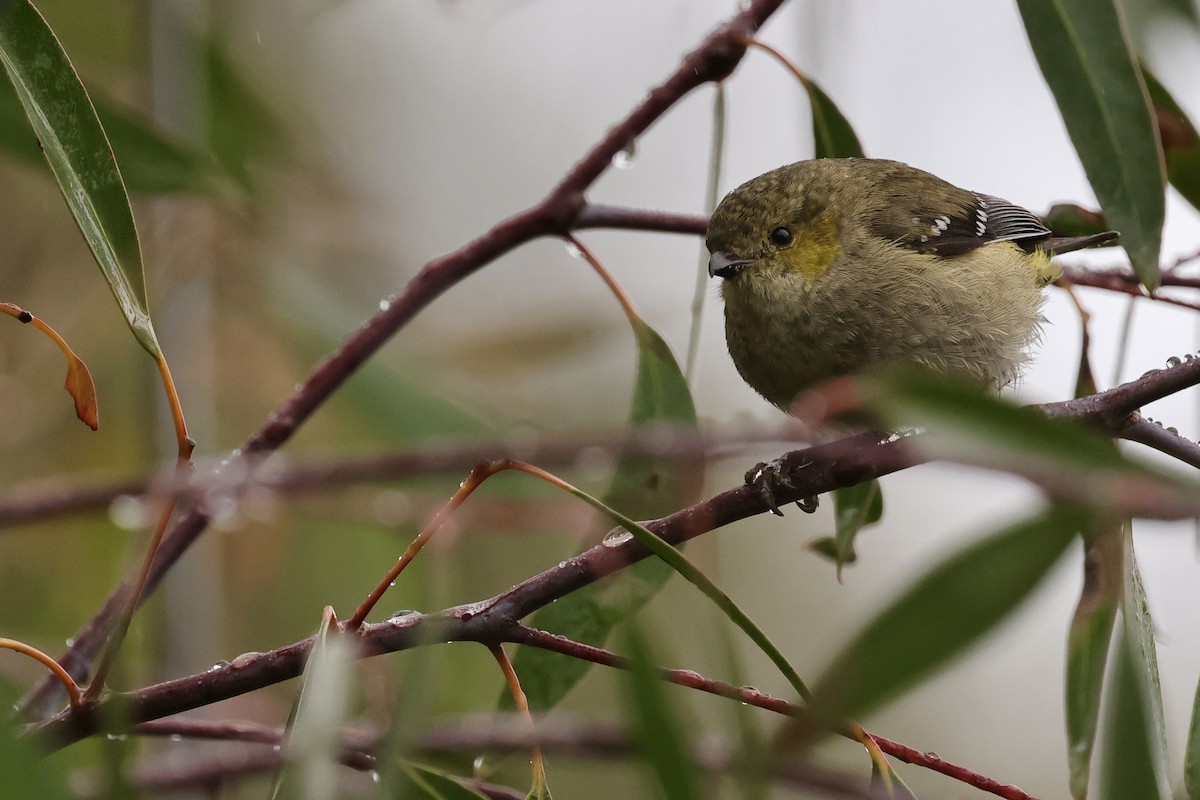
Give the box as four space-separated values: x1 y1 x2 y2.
0 76 221 194
1017 0 1165 290
272 613 357 800
205 37 283 194
0 1 159 355
92 99 221 195
509 321 701 711
557 485 811 702
799 75 864 159
860 370 1200 519
1141 67 1200 216
0 703 70 800
817 480 883 578
1099 628 1170 799
1065 522 1121 799
1185 671 1200 798
623 625 701 800
393 764 489 800
871 760 920 800
1043 203 1114 239
1164 0 1200 23
809 505 1083 726
1099 528 1171 799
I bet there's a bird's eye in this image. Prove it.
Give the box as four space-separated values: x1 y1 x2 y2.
769 227 793 247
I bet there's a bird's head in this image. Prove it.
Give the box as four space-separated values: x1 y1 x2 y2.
706 161 845 285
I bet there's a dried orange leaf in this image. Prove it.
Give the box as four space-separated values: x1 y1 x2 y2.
1 302 99 430
64 350 98 430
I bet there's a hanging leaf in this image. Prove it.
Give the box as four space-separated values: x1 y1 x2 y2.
0 303 98 430
800 74 865 159
1141 66 1200 216
623 625 701 800
1017 0 1165 290
0 1 160 356
1185 670 1200 798
811 479 883 578
1098 528 1171 799
870 760 920 800
808 505 1083 727
271 611 357 800
1064 522 1121 799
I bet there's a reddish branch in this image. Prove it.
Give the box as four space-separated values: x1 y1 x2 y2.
126 718 877 800
18 363 1200 732
18 0 787 719
25 353 1200 797
31 351 1200 739
508 626 1036 799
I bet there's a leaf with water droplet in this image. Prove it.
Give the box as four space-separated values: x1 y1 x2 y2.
0 2 160 356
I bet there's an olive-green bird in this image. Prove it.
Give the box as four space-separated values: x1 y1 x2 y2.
707 158 1117 411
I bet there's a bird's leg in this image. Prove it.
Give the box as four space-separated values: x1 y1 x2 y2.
745 453 818 516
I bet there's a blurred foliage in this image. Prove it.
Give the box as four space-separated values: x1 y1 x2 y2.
0 1 1197 799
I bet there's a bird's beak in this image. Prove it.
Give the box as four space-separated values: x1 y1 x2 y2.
708 252 751 279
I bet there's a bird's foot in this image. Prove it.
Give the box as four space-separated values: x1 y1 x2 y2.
745 455 818 516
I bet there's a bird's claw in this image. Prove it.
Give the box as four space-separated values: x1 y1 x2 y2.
745 457 819 516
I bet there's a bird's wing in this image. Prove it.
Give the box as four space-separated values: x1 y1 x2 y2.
891 193 1054 258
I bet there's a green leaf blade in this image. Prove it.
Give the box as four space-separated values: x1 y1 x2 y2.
810 505 1084 725
1064 523 1121 799
272 613 357 800
623 626 701 800
814 480 883 577
1099 627 1171 800
1017 0 1165 290
800 76 864 159
1141 67 1200 215
1100 528 1171 799
0 1 159 354
1185 671 1200 798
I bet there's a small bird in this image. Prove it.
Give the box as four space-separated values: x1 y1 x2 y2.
707 158 1117 411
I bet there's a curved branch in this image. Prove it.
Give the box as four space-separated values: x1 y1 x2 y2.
1118 414 1200 468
